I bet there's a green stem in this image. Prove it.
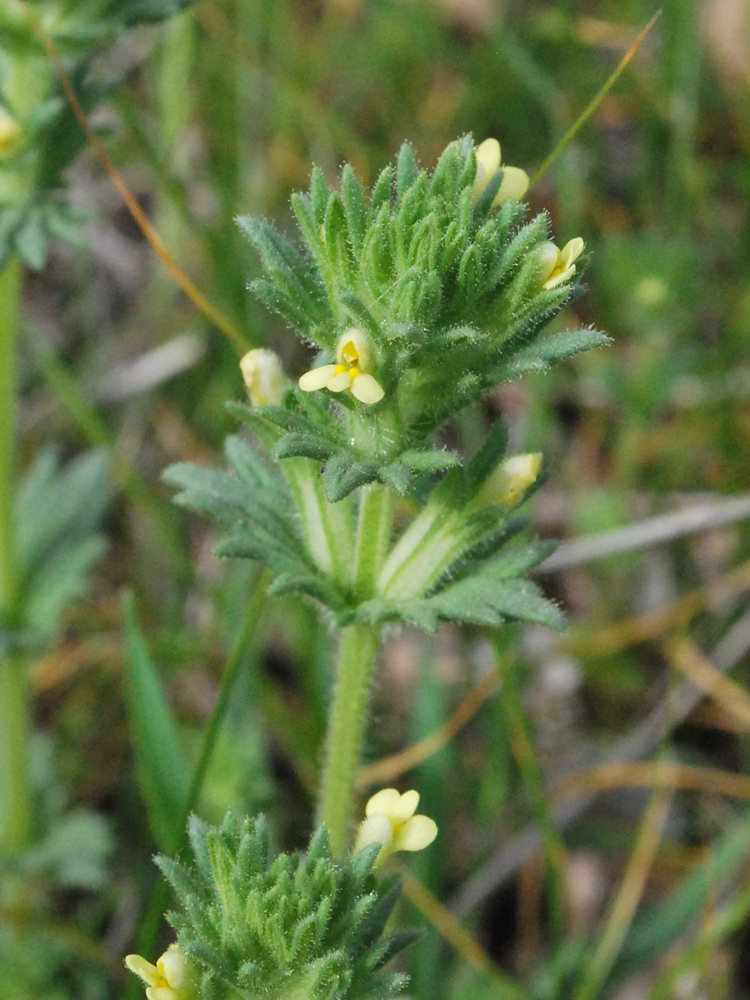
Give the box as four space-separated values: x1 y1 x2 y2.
317 624 380 857
0 655 32 851
0 256 20 618
0 256 31 854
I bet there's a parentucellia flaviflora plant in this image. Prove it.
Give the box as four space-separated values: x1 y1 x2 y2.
123 135 609 1000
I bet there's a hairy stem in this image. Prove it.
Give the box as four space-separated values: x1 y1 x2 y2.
317 624 380 857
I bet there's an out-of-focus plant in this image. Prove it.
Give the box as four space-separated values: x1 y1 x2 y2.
0 0 201 861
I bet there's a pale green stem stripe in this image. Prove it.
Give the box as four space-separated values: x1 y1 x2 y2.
317 624 380 857
284 458 354 586
353 483 392 599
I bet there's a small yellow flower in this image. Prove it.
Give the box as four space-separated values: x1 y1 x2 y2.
472 138 529 208
467 453 543 514
354 788 437 867
298 328 384 405
240 348 286 405
125 945 193 1000
0 107 21 156
536 238 585 290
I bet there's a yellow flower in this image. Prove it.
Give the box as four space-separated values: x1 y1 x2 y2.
240 348 286 405
125 945 193 1000
472 138 529 208
354 788 437 867
536 238 585 290
467 453 542 514
298 328 384 405
0 107 21 156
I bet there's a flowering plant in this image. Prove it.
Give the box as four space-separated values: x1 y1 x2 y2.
137 135 607 998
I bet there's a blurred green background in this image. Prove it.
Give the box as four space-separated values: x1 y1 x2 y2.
5 0 750 997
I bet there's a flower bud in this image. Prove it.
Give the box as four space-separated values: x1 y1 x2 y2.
468 453 543 513
240 349 286 406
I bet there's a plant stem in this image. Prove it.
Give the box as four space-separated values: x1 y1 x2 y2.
316 484 392 854
0 655 32 850
0 255 20 617
317 624 380 857
0 255 31 853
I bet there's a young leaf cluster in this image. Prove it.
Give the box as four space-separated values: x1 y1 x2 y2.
0 0 198 268
237 136 607 497
159 813 416 1000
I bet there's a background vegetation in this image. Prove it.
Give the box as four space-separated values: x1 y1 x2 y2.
3 0 750 997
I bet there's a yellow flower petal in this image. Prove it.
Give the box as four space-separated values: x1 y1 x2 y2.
326 371 353 392
350 373 384 404
366 788 403 818
126 956 160 988
299 364 337 392
393 815 438 852
492 165 530 206
146 988 180 1000
391 789 420 823
355 813 394 853
158 946 187 990
476 138 501 181
536 242 560 285
559 237 584 268
543 265 576 291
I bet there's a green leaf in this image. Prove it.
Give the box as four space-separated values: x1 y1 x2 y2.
341 165 367 254
123 593 188 853
322 452 380 502
498 328 612 380
310 167 331 225
466 420 508 491
273 433 336 463
21 535 107 640
369 165 393 218
396 143 419 201
399 450 461 474
324 194 353 280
